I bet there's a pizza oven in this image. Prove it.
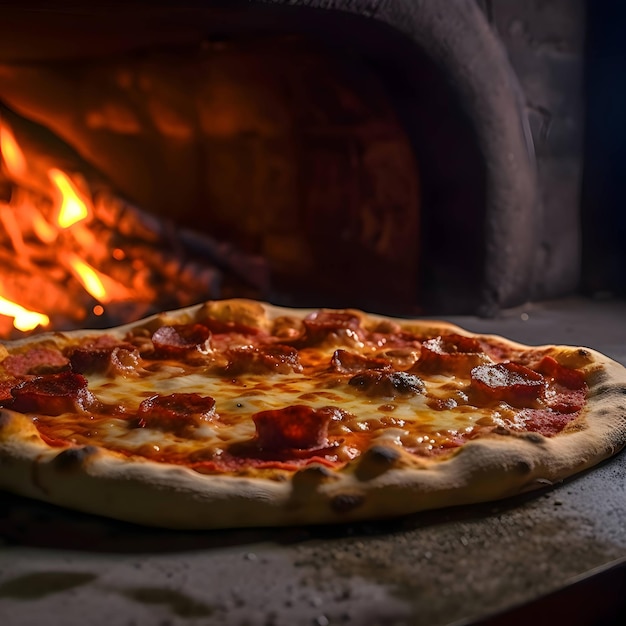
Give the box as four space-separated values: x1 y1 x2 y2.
0 0 596 340
2 3 626 626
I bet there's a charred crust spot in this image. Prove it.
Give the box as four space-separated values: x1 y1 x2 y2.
330 493 365 514
523 432 546 444
577 349 590 358
592 372 610 386
594 384 626 397
516 460 533 474
289 464 337 509
367 444 401 464
54 446 99 470
293 463 335 486
491 426 511 436
356 445 401 480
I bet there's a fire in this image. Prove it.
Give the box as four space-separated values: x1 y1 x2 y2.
0 115 222 339
65 253 131 304
0 120 116 334
0 125 27 178
48 168 90 228
67 255 108 301
0 203 28 256
0 296 49 332
30 209 58 244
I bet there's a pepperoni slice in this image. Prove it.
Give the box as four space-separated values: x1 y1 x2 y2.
67 346 108 373
225 344 302 375
151 324 211 357
2 347 69 377
136 393 217 434
330 349 391 373
534 356 587 413
536 356 587 389
413 334 491 376
200 317 262 336
515 408 578 437
0 378 17 404
108 347 143 377
470 362 545 407
252 405 339 450
80 334 123 349
10 372 97 416
348 370 425 398
68 344 141 377
545 387 587 414
301 311 364 346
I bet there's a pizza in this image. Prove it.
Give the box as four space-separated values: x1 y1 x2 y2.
0 298 625 529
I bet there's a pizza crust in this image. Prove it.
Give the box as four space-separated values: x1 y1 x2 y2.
1 299 626 529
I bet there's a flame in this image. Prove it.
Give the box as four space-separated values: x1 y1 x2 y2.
0 296 50 332
0 204 28 255
48 168 90 228
66 254 109 302
67 222 97 250
65 253 132 304
0 120 188 338
30 210 59 244
0 125 27 178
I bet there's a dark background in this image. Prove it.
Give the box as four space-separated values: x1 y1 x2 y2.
582 1 626 298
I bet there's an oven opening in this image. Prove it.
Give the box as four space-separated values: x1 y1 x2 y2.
0 2 562 339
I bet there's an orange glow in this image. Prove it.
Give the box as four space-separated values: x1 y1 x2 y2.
65 253 132 304
0 126 189 338
0 204 27 255
48 169 90 228
30 210 59 244
67 255 109 302
68 222 97 250
0 296 50 332
0 125 27 178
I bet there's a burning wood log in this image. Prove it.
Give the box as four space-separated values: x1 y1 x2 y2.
0 106 271 336
0 247 89 323
93 192 270 295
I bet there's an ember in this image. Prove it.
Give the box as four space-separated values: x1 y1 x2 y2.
0 113 269 339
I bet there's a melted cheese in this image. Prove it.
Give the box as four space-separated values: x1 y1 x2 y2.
33 342 497 466
16 314 586 473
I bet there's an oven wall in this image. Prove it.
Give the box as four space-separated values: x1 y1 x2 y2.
477 0 586 299
0 0 587 316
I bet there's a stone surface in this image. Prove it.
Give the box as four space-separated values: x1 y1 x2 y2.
1 297 625 626
477 0 586 300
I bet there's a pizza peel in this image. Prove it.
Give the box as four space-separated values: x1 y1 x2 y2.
0 297 625 626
